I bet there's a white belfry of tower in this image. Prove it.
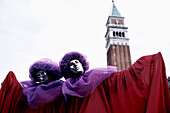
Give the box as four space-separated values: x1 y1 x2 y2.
105 1 131 71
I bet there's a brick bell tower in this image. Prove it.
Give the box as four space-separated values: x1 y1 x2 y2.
105 0 131 71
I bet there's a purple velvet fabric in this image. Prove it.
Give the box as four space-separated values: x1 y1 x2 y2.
62 66 117 98
59 51 89 79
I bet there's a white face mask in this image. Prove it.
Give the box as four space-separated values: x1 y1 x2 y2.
69 59 84 74
36 70 49 83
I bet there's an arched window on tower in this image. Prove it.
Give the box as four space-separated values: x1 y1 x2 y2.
119 32 121 37
122 32 125 37
113 31 115 36
116 32 118 36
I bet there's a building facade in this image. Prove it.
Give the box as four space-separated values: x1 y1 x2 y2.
105 1 131 71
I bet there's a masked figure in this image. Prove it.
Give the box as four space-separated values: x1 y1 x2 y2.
59 51 89 79
69 59 84 76
59 51 117 98
20 58 63 108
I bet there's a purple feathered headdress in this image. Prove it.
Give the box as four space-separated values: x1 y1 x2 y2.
59 51 89 79
29 58 61 84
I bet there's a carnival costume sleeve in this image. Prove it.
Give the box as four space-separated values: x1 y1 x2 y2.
71 52 170 113
0 71 23 113
62 66 117 98
0 71 66 113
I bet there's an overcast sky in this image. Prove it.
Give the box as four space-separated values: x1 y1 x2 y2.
0 0 170 83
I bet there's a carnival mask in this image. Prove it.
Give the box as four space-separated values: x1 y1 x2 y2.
69 59 84 75
36 70 49 84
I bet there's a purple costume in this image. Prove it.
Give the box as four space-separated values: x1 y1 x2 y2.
21 52 117 108
20 58 63 108
60 52 117 97
62 66 117 97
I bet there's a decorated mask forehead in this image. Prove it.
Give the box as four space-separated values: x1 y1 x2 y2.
69 59 84 74
69 59 81 66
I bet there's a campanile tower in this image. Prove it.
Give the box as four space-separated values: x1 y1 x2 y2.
105 0 131 71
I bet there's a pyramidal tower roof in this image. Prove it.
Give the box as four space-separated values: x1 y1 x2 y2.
110 0 121 17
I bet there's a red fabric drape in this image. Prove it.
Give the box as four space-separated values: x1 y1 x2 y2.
0 71 23 113
0 52 170 113
76 52 170 113
0 72 66 113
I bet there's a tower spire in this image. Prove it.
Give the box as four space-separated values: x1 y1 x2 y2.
110 1 121 17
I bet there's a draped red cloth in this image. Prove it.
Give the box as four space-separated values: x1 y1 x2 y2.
0 52 170 113
77 52 170 113
0 73 66 113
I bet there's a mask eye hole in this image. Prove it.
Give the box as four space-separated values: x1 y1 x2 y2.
75 60 79 63
69 62 74 66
